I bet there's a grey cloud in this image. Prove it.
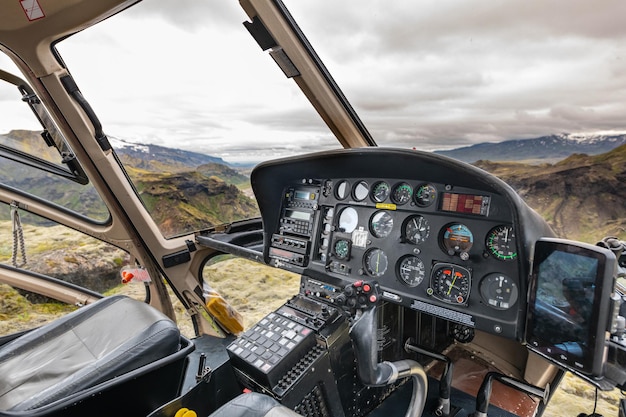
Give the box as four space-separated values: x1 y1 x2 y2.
125 0 246 31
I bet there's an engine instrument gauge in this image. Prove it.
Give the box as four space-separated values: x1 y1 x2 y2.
403 215 430 244
335 180 350 200
371 181 390 203
414 183 437 207
479 273 518 310
430 263 471 305
338 207 359 233
333 239 351 260
370 211 394 238
397 255 426 287
441 223 473 257
486 225 517 261
353 181 369 201
363 248 388 277
391 182 413 205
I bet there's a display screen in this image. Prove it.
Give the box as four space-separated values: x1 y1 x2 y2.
295 190 315 200
526 238 614 377
285 209 311 221
440 192 490 216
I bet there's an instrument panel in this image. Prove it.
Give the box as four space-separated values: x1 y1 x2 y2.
251 148 552 340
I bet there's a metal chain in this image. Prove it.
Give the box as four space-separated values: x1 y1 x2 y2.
10 202 27 267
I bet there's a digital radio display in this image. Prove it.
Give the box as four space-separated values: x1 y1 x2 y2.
294 190 315 200
285 209 311 221
440 192 490 216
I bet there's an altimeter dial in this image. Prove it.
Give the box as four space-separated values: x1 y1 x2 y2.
403 215 430 244
397 255 426 287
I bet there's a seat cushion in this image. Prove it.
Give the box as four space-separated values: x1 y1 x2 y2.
0 295 181 411
209 392 302 417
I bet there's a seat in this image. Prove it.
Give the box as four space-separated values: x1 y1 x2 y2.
0 295 182 412
208 392 302 417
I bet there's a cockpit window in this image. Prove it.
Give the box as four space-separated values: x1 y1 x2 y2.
0 53 109 222
55 1 341 238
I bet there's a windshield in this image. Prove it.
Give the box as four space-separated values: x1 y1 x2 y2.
54 0 626 237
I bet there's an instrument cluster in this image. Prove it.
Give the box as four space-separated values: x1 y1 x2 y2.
252 148 544 339
316 178 519 308
273 176 524 338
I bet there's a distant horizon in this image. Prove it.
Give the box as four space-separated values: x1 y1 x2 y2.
109 130 626 166
3 127 626 166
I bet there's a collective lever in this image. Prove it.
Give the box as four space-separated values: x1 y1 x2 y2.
404 339 454 417
336 280 428 417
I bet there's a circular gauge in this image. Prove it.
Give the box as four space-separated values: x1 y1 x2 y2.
338 207 359 233
430 263 471 305
397 255 426 287
371 181 390 203
335 180 350 200
353 181 369 201
486 225 517 261
333 239 351 260
479 273 519 310
403 215 430 244
414 183 437 207
441 223 474 257
363 248 388 277
370 211 394 238
391 182 413 205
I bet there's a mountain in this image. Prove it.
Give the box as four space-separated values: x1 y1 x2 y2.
474 144 626 242
126 166 258 236
0 130 259 233
435 133 626 163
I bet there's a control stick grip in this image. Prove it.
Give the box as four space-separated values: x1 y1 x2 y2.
343 280 428 417
349 307 394 386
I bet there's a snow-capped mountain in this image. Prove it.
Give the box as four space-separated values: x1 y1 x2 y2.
435 132 626 163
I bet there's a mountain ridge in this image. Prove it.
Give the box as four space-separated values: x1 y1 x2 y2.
474 144 626 241
435 132 626 163
2 129 625 241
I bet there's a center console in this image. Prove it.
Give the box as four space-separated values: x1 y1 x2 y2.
226 276 402 417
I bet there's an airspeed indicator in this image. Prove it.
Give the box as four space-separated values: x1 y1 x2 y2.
486 225 517 261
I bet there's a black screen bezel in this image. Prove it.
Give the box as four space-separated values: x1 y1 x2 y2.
525 238 615 377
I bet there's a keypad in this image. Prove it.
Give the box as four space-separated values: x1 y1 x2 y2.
227 311 316 389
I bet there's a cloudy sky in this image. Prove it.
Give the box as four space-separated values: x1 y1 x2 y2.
3 0 626 163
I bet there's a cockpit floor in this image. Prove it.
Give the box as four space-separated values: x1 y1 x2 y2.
421 345 542 417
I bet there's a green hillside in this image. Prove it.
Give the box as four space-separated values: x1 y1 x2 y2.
475 144 626 242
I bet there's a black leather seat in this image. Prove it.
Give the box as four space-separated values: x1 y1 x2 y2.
209 392 302 417
0 295 182 412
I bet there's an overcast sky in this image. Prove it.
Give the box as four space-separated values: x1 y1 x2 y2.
3 0 626 163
